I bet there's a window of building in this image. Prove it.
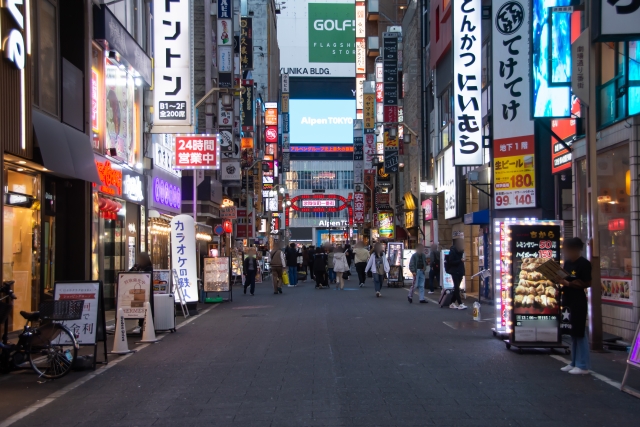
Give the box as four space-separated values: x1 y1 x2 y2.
32 0 59 116
438 86 452 151
107 0 146 47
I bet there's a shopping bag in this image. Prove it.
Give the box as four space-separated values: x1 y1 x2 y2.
282 270 290 285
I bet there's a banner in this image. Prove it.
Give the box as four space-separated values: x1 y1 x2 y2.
170 215 199 303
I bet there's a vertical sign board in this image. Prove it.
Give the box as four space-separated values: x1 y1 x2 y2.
507 222 562 344
241 80 254 131
153 0 193 128
218 0 233 88
453 0 483 165
281 74 289 93
117 273 152 319
493 0 536 209
240 17 253 70
382 33 398 107
353 192 365 224
378 212 395 239
170 215 199 303
353 124 364 184
443 148 457 219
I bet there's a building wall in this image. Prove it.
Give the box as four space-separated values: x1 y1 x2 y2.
194 0 207 133
429 0 452 68
248 0 280 102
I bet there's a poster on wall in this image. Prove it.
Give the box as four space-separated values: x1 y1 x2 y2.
204 257 230 292
277 0 356 77
601 277 633 305
105 59 135 164
508 222 562 343
493 137 536 209
403 249 416 281
116 273 152 319
387 242 404 283
153 270 171 294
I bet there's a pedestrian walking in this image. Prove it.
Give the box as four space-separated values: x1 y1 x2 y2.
285 243 300 287
243 248 258 296
408 244 430 304
446 238 467 309
558 237 592 375
365 243 389 297
429 243 440 294
344 244 354 279
308 246 316 280
270 244 286 294
353 242 370 287
301 246 309 282
332 246 349 290
313 246 328 289
327 247 336 284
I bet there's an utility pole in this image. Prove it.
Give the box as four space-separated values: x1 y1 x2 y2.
585 1 603 351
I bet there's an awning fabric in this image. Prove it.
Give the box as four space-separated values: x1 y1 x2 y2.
33 110 101 183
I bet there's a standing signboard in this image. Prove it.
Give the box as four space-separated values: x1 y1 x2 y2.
453 0 482 165
502 220 565 351
203 257 232 301
621 321 640 398
152 0 193 131
153 270 171 294
170 215 199 303
53 281 108 368
116 273 152 319
387 242 404 283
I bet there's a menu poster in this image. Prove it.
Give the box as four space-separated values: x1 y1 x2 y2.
509 224 562 343
403 249 416 281
153 270 171 294
204 257 230 292
53 282 102 345
387 242 404 283
601 277 633 305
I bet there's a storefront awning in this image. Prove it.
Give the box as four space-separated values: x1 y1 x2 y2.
33 110 101 183
464 209 490 225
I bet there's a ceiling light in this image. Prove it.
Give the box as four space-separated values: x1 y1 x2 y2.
17 168 24 171
18 161 26 164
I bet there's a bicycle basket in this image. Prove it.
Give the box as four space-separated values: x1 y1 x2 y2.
38 300 84 321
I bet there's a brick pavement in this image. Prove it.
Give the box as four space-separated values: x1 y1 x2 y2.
1 280 640 427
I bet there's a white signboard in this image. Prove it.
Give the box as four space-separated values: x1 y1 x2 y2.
443 148 457 219
117 273 151 319
601 0 640 38
219 46 233 72
277 0 356 78
53 282 100 345
221 161 242 180
282 74 290 93
220 206 237 219
453 0 483 165
152 0 193 129
492 0 534 142
170 215 199 303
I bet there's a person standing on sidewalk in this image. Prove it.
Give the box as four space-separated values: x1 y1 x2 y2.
365 243 389 297
408 244 430 304
270 245 286 294
308 246 316 281
313 246 328 289
243 248 258 296
301 246 309 282
558 237 592 375
332 247 349 290
285 243 299 287
429 243 440 294
446 238 467 309
327 246 336 285
353 242 370 287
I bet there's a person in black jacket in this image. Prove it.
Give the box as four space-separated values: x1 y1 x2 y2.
313 247 328 289
285 243 300 287
243 248 258 296
308 246 316 280
446 238 467 309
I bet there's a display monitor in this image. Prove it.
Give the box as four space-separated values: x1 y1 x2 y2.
289 99 356 145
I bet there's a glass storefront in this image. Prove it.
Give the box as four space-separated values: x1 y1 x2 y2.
149 216 172 270
3 167 42 332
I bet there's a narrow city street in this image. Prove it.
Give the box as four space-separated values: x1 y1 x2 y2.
1 281 639 427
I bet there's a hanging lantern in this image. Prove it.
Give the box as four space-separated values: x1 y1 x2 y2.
223 220 233 234
98 197 107 210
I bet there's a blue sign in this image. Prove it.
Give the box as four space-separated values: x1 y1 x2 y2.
214 225 225 235
282 113 290 133
218 0 231 18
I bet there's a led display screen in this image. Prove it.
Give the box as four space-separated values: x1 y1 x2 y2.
532 0 572 118
289 99 356 145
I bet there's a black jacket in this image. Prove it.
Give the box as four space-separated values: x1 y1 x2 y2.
285 247 299 266
243 256 258 275
446 246 465 277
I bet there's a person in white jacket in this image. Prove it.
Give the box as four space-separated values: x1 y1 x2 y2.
365 243 390 297
332 246 349 290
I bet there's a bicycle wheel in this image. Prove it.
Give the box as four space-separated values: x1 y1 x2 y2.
28 323 77 379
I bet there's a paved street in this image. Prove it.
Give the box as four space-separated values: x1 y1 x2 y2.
2 280 640 427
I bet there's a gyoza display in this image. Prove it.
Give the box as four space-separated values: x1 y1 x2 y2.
514 257 559 311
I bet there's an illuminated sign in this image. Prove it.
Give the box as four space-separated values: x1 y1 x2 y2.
265 126 278 143
153 177 181 209
95 159 123 196
123 172 144 202
494 138 536 209
302 199 336 207
453 0 483 165
265 108 278 125
174 135 220 169
378 212 394 239
422 199 433 221
443 148 457 219
353 192 365 224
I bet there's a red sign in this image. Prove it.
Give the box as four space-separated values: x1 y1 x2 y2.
95 159 122 196
175 135 219 169
384 106 398 123
608 218 625 231
223 220 233 234
354 192 365 224
265 126 278 143
376 82 384 102
422 199 433 221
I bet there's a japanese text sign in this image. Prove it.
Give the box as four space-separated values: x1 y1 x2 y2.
240 17 253 70
378 212 395 239
170 215 199 303
153 0 193 128
95 158 123 196
494 136 536 209
354 192 365 224
175 135 220 169
116 273 151 319
265 108 278 126
54 282 101 344
443 148 457 219
453 0 483 165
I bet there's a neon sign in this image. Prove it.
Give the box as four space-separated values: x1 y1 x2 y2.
153 177 181 209
95 160 123 196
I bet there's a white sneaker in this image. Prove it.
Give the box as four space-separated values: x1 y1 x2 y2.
449 303 459 309
427 291 434 294
568 367 589 375
376 291 381 297
131 326 141 334
288 284 295 287
106 324 115 332
561 365 574 372
458 304 468 310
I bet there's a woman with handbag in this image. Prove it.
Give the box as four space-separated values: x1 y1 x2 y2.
332 246 349 290
365 243 390 297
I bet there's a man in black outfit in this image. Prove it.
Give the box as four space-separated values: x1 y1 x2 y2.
243 248 258 295
285 243 300 286
446 237 467 310
308 246 316 280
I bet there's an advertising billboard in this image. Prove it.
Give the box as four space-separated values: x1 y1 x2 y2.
289 99 356 145
277 0 356 78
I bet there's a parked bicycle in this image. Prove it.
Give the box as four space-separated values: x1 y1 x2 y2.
0 281 82 379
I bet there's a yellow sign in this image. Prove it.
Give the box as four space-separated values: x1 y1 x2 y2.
364 93 375 129
241 137 254 149
405 211 415 228
384 131 398 148
281 94 289 113
493 138 536 209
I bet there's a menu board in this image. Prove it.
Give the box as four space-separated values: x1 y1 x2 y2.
509 223 562 343
204 257 230 292
153 270 171 294
53 282 101 345
387 242 403 282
